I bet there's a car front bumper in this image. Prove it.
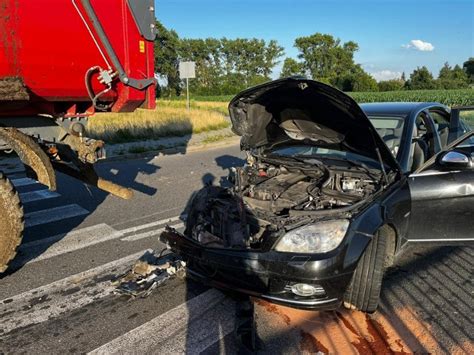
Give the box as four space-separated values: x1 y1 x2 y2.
160 227 358 310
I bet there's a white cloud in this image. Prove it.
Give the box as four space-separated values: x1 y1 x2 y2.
370 70 402 82
402 39 434 51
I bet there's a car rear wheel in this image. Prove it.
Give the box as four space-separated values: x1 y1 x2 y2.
0 173 24 273
343 228 388 313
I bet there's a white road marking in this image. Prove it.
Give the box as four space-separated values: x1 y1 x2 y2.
88 289 235 355
20 189 60 203
13 216 182 265
24 204 89 227
120 222 185 242
0 250 151 335
14 224 124 266
119 215 182 234
10 177 39 187
1 167 24 174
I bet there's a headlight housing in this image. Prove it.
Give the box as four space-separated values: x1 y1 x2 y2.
275 219 349 253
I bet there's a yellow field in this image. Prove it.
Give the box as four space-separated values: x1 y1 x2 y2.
158 99 229 115
88 101 230 143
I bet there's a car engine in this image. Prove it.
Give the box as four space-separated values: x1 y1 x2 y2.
185 158 381 250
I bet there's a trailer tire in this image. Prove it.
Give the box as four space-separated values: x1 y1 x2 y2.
0 173 24 273
343 228 387 313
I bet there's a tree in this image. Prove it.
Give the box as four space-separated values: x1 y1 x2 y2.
436 62 469 89
218 38 283 90
335 65 378 92
154 20 181 97
438 62 452 80
179 38 223 95
280 58 305 78
294 33 359 84
378 79 404 91
263 40 285 77
405 66 437 90
463 57 474 83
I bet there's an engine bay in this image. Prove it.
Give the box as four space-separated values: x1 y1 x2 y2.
185 155 382 250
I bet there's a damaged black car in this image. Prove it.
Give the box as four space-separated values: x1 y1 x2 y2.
161 78 474 313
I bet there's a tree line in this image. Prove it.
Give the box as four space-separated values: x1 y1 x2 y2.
154 20 474 97
155 21 283 97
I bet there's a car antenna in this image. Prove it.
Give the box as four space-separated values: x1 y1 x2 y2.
375 147 388 185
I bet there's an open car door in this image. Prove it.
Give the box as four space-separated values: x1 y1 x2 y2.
406 109 474 243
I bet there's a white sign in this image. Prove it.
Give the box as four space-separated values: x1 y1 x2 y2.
179 61 196 79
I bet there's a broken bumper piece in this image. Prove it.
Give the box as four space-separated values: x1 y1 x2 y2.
115 251 186 298
160 227 352 310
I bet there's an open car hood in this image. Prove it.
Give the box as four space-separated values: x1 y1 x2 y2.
229 77 401 173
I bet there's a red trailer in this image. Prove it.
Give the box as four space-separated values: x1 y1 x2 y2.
0 0 157 271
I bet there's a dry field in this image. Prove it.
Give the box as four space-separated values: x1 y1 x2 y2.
88 100 230 143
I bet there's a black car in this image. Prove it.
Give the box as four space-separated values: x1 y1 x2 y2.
161 78 474 313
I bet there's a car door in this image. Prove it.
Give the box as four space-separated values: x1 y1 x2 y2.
405 118 474 243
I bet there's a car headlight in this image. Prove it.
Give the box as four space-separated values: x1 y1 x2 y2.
275 219 350 253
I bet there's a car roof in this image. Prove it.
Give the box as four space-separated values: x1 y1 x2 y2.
360 102 446 117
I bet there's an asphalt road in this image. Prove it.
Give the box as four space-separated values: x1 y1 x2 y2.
0 143 472 354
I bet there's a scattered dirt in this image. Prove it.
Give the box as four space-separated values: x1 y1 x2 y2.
256 302 415 354
300 330 329 354
256 298 474 354
0 77 29 101
253 299 291 325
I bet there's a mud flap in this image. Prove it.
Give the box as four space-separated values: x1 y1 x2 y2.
0 127 56 190
0 173 24 273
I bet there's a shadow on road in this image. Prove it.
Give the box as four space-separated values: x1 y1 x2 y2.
0 119 195 275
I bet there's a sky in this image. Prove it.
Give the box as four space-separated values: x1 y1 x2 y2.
155 0 473 81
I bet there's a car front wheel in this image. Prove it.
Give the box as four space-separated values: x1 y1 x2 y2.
343 228 388 313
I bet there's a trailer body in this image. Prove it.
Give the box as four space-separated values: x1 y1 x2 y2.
0 0 157 272
0 0 156 116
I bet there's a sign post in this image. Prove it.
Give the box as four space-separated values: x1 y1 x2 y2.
179 61 196 110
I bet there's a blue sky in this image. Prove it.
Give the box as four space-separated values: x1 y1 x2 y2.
155 0 473 80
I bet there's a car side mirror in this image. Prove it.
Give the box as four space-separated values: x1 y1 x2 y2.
438 151 472 169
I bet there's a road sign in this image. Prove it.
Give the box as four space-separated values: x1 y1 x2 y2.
179 61 196 79
179 61 196 110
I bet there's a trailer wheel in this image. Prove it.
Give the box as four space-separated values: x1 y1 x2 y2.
0 173 24 273
343 228 388 313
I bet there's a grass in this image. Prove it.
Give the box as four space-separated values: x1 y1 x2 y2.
89 88 473 144
172 88 474 107
202 132 236 144
88 103 230 143
158 99 229 115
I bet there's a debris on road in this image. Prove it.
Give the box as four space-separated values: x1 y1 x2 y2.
114 251 186 298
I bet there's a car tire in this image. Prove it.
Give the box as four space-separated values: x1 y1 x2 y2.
343 228 387 313
0 173 24 273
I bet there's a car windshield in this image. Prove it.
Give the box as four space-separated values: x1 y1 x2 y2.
266 146 382 169
368 116 405 157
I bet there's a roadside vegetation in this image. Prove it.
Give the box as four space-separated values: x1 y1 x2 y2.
154 20 474 98
181 88 474 107
89 88 473 145
88 102 230 144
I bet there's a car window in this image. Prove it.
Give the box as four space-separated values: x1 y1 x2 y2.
459 110 474 131
408 112 439 172
429 110 450 148
368 116 405 157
